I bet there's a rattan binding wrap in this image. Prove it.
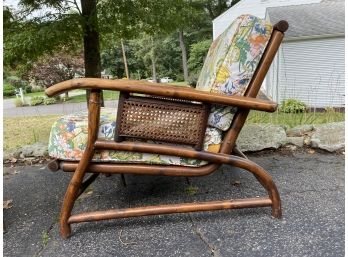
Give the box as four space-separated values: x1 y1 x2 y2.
115 93 210 150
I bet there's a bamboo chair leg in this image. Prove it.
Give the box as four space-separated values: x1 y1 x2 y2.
232 148 281 218
65 156 281 226
60 91 100 238
60 152 93 238
234 158 282 218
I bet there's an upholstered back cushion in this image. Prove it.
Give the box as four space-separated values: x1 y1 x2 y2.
196 14 273 131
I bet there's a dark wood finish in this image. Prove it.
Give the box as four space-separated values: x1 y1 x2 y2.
45 79 277 113
45 21 288 238
59 90 101 238
68 198 272 224
92 140 281 217
61 140 281 218
273 20 289 33
62 161 220 177
47 159 60 172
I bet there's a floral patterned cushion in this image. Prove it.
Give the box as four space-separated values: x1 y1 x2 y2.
48 107 223 167
196 14 273 131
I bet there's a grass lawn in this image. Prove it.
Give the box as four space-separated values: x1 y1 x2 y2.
4 115 60 150
4 110 344 151
247 110 344 128
65 90 119 103
169 81 189 86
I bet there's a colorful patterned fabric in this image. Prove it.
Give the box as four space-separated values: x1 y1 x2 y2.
196 14 273 131
48 108 223 167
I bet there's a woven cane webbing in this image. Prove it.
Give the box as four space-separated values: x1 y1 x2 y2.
115 96 210 148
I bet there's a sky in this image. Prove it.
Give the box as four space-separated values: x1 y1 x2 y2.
4 0 19 9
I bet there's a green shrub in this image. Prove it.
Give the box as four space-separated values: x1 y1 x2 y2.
30 96 45 106
188 40 212 74
14 98 24 107
3 84 16 96
279 99 307 113
44 97 57 105
25 85 32 93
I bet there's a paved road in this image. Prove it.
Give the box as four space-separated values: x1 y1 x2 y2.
3 100 118 117
3 151 344 257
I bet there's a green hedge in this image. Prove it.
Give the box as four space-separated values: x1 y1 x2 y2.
279 99 307 113
44 97 57 105
3 84 16 97
30 96 45 106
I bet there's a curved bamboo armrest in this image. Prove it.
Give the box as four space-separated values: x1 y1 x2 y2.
45 78 277 112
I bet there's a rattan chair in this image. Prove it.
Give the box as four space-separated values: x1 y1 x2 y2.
46 15 288 238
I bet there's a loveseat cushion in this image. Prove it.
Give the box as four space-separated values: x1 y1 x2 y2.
48 107 222 167
196 14 273 131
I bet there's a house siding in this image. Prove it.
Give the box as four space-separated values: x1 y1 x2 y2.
266 37 345 108
212 0 321 39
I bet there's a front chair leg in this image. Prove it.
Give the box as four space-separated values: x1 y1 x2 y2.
60 90 101 238
232 147 281 218
231 157 282 218
60 153 93 238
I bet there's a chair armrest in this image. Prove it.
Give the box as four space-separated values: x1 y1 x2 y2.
45 78 277 112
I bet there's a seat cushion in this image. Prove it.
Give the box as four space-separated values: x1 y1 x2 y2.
48 108 223 167
196 14 273 131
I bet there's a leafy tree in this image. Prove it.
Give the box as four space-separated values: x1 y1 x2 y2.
4 0 241 92
101 39 147 80
28 51 84 98
4 3 82 74
188 39 212 75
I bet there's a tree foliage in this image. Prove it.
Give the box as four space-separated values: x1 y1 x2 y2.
4 3 82 71
188 39 212 75
4 0 241 82
28 51 84 88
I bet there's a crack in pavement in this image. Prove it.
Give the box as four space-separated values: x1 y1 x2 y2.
189 214 221 257
33 219 58 257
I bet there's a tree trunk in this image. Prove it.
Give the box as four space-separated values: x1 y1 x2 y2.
151 37 157 82
121 39 129 79
81 0 104 106
178 29 189 82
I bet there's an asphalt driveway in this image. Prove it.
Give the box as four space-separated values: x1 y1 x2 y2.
3 151 344 257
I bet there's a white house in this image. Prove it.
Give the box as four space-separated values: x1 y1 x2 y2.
213 0 321 39
265 1 344 108
213 0 344 108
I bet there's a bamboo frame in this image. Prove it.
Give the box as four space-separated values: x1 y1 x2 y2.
45 21 288 238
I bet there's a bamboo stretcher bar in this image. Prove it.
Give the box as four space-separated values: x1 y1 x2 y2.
68 198 272 224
